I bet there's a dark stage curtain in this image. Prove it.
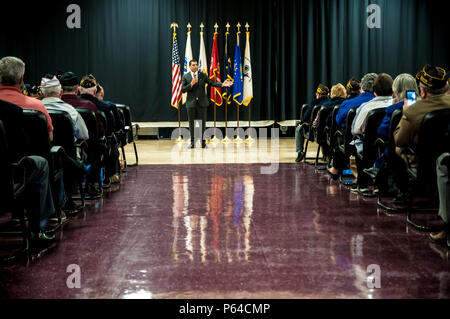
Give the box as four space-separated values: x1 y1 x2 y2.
1 0 449 123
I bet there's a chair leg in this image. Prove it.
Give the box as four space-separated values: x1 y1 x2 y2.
127 141 139 167
314 144 328 170
406 186 441 232
377 195 405 213
120 145 127 172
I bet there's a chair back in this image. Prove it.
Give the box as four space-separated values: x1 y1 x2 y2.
315 106 334 145
416 108 450 190
361 108 386 161
22 109 52 160
117 105 135 143
0 120 13 213
77 108 99 144
337 108 356 157
386 108 403 169
326 104 340 149
48 110 76 158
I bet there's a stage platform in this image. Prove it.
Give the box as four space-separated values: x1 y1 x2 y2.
134 120 299 138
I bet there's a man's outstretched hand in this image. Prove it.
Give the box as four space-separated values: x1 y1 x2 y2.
222 79 234 88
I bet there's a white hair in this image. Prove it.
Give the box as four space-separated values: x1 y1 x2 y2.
80 86 96 95
392 73 418 101
41 85 62 97
0 56 25 86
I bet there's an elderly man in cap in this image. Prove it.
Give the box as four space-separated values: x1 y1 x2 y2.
41 75 91 213
79 74 122 185
59 72 105 199
394 65 450 247
41 76 89 141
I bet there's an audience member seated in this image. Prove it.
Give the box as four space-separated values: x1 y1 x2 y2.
323 78 361 127
394 65 450 162
346 78 362 99
364 73 419 180
80 75 122 186
41 76 89 141
60 72 105 137
349 73 393 195
95 83 124 184
95 83 124 131
328 73 377 178
0 57 54 142
0 101 55 241
295 84 330 162
430 153 450 247
41 76 90 214
311 84 347 160
313 83 347 127
335 73 377 129
394 64 450 240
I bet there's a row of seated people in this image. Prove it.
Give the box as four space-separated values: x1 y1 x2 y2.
0 56 137 251
295 64 450 248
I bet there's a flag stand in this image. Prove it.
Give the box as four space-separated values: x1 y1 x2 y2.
175 107 184 143
222 100 231 143
234 103 243 143
211 92 220 144
211 25 219 144
222 23 232 144
243 23 254 144
245 103 254 143
171 22 184 143
234 22 243 144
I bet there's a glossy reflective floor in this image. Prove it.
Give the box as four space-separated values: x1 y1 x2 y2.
1 163 449 299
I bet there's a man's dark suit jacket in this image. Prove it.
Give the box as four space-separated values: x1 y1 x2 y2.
181 72 223 109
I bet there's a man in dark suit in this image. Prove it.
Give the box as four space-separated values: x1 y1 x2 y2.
181 59 233 148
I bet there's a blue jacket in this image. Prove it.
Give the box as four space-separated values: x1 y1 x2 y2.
335 92 375 128
302 97 330 123
377 101 403 138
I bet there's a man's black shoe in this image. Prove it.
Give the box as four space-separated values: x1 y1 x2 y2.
202 142 208 149
295 152 305 163
188 143 195 149
62 199 83 213
85 184 102 200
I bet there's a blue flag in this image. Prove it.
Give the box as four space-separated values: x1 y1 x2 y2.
223 29 233 106
233 31 243 105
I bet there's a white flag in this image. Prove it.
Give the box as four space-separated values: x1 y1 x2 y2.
183 30 193 105
243 31 253 107
199 29 208 75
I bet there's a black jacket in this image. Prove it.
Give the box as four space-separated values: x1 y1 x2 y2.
181 72 223 109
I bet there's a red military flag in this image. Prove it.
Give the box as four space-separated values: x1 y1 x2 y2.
209 31 223 106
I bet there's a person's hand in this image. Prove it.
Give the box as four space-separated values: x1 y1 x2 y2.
191 75 198 87
222 79 234 88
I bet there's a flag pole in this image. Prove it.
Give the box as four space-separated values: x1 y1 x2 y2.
244 23 254 144
211 23 220 144
171 22 183 144
222 23 232 144
234 22 243 144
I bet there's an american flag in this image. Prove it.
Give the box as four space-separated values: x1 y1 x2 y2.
171 32 182 109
